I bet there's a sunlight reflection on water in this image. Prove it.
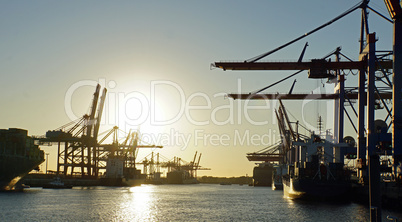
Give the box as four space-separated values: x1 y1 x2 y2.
0 184 401 221
117 186 158 221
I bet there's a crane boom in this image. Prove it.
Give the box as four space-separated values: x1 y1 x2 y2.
93 88 107 140
384 0 402 19
122 129 131 147
86 84 101 137
192 151 198 167
196 153 202 169
279 100 296 141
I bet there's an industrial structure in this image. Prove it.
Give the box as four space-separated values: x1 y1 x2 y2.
212 0 402 220
29 83 212 186
138 151 210 184
38 84 162 185
41 84 107 178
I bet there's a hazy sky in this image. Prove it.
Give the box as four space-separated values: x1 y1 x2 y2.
0 0 393 176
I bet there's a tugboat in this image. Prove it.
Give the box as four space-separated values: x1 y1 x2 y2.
0 128 45 191
42 177 73 189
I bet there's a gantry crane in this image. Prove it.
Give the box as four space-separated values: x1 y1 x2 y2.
98 127 163 179
212 0 396 174
140 151 210 179
41 84 107 178
212 0 401 220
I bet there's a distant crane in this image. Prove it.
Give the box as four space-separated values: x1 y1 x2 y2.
99 127 162 176
139 151 210 179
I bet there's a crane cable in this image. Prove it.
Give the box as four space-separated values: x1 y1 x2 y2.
245 1 364 63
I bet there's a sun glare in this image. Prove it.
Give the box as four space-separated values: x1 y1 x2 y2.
116 185 157 221
123 98 166 138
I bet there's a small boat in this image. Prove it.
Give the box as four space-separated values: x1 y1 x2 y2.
219 182 231 185
21 184 30 189
42 177 72 189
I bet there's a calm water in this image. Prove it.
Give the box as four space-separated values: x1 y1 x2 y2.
0 184 401 221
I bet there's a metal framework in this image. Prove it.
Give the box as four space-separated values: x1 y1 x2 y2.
40 84 107 178
139 151 210 179
212 1 401 219
39 84 163 179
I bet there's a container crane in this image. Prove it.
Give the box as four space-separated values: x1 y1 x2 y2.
98 127 163 179
41 84 107 178
211 0 401 219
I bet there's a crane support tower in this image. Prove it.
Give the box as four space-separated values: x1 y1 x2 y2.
212 1 401 218
41 84 107 178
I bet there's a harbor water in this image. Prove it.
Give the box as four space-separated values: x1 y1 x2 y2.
0 184 401 221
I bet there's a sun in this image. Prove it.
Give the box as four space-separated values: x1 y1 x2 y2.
119 95 166 142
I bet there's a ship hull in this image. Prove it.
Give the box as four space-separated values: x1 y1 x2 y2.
253 164 273 186
0 155 44 191
272 180 283 190
0 128 45 191
282 176 305 199
282 176 351 200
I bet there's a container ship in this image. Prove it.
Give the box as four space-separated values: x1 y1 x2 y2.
252 162 273 186
0 128 45 191
282 133 352 200
272 101 354 200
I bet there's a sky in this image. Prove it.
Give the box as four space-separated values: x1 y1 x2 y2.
0 0 394 177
